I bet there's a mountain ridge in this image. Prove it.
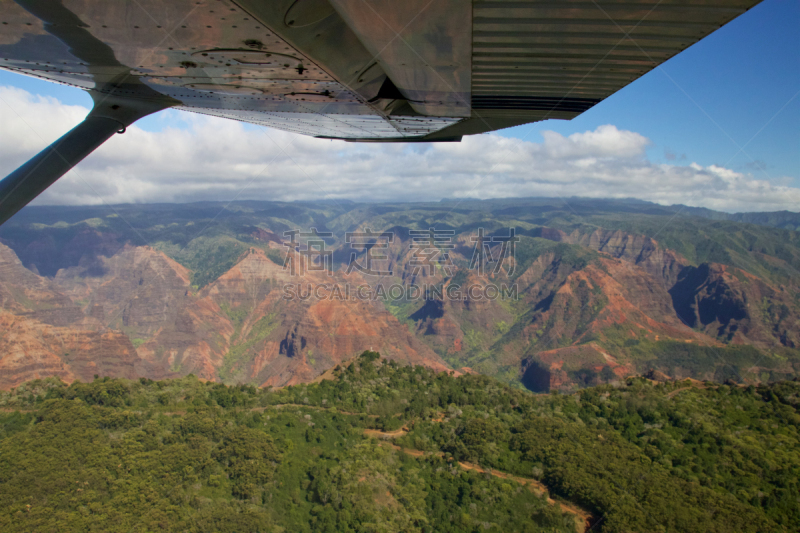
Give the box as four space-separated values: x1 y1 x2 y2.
1 199 797 391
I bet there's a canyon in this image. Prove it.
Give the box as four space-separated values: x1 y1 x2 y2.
1 199 798 390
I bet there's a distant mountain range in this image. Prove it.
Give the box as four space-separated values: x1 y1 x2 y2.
1 198 798 390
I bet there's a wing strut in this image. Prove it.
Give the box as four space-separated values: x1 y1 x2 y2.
0 93 173 226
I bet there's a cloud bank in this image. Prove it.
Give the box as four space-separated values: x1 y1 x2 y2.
1 86 798 213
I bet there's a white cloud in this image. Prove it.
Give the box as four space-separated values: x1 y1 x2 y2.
540 124 650 159
1 85 798 213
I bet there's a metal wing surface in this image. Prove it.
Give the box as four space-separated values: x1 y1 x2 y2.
0 0 763 142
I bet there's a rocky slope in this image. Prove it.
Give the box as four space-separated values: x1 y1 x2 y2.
564 228 687 288
535 226 799 350
1 200 798 391
54 244 194 340
0 242 87 327
138 247 449 387
383 228 797 391
0 243 149 388
0 311 144 389
0 242 450 388
670 262 800 348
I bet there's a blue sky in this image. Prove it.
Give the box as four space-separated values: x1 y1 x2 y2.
1 0 798 211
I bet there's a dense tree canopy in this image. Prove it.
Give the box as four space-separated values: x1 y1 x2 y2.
0 352 796 532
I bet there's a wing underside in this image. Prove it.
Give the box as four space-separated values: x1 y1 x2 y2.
0 0 761 141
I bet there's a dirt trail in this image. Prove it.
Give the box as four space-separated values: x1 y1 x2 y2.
267 403 376 417
2 401 592 530
456 461 591 524
363 427 408 438
365 430 593 533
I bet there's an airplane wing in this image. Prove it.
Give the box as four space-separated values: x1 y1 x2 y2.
1 0 763 141
0 0 762 223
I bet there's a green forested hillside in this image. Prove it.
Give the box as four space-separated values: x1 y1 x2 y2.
1 352 797 532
